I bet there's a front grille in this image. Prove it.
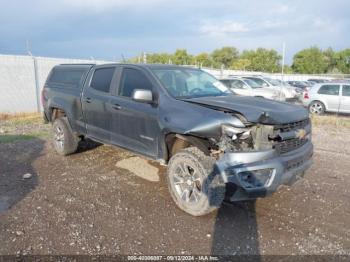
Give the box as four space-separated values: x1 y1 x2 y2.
271 118 310 154
274 138 308 154
275 118 310 132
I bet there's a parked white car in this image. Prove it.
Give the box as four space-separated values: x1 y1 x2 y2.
302 82 350 114
220 77 286 101
242 76 298 100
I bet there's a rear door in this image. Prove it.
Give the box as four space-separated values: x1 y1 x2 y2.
316 84 340 112
109 66 160 158
82 66 117 142
340 85 350 113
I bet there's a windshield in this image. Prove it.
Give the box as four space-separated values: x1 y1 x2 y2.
279 80 291 86
244 79 261 89
263 77 281 86
152 68 228 98
246 77 267 86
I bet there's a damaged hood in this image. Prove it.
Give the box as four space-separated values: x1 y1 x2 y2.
182 95 309 124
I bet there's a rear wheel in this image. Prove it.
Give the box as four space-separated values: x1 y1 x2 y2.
309 101 325 115
52 117 79 155
167 147 225 216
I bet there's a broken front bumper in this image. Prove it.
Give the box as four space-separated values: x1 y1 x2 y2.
216 140 313 201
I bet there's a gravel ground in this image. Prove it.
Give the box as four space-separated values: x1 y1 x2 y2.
0 117 350 256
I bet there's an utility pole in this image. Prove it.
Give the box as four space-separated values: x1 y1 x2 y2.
26 40 32 56
121 54 126 63
279 42 286 101
143 52 147 64
281 42 286 80
220 64 224 78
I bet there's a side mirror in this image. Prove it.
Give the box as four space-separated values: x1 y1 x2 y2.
132 89 153 103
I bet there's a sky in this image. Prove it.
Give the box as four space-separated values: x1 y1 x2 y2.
0 0 349 64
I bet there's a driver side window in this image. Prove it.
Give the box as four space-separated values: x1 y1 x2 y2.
118 68 153 98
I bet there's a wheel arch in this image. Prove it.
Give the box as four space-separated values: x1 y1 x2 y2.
164 133 211 163
50 107 66 122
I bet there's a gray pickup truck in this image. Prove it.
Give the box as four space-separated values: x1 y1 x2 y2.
42 64 313 216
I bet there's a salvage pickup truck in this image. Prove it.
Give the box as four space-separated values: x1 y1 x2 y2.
42 64 313 216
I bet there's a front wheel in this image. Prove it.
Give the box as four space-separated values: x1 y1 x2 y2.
309 101 325 115
52 117 79 155
167 147 225 216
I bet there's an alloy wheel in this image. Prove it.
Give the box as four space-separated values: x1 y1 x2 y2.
172 162 202 204
310 102 324 114
54 126 65 149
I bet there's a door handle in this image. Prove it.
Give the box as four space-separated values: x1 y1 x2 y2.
85 97 92 103
112 104 122 110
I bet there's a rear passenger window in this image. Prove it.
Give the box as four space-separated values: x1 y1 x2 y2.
343 85 350 96
90 67 115 93
119 68 153 97
49 69 86 86
318 85 340 96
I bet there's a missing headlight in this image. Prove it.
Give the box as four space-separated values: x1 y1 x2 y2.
218 125 254 152
222 125 251 139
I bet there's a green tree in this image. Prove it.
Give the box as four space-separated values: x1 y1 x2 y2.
194 52 212 67
292 47 328 74
127 56 140 63
240 48 281 72
231 58 251 70
147 53 173 64
334 49 350 74
211 47 239 68
173 49 192 65
282 65 293 74
323 47 337 73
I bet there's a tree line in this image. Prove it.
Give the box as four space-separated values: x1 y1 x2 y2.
129 46 350 74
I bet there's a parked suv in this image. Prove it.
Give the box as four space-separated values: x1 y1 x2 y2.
302 83 350 114
42 64 313 216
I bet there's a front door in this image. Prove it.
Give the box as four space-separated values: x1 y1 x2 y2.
317 84 340 112
340 85 350 113
109 67 160 158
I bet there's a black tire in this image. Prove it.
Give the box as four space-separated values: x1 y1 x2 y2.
167 147 225 216
52 117 79 156
309 101 325 115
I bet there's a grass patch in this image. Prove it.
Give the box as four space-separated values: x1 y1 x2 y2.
1 113 43 126
0 131 50 143
311 114 350 128
0 112 41 121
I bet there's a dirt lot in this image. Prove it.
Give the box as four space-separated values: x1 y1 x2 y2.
0 114 350 256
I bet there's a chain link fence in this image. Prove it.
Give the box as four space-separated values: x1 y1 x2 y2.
0 54 111 113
